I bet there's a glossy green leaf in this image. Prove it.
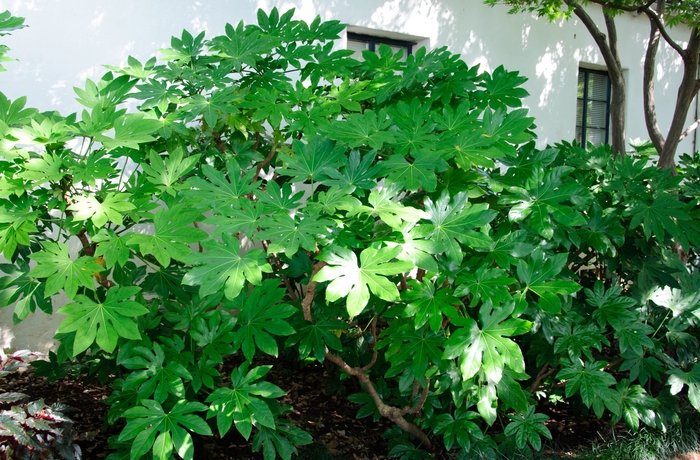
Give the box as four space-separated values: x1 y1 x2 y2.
443 301 531 383
314 244 413 318
230 279 296 361
183 234 273 300
28 242 103 299
56 286 148 355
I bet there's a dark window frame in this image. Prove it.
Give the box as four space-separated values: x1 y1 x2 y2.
577 67 612 146
346 32 414 56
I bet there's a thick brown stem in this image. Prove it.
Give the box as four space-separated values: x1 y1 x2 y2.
306 259 431 447
255 141 278 180
76 229 95 257
604 357 624 372
529 363 556 393
301 261 326 322
401 379 431 416
325 350 433 449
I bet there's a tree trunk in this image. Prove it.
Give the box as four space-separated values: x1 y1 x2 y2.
657 29 700 171
643 1 665 155
568 1 626 156
604 13 627 158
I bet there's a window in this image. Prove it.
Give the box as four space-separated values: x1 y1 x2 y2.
346 32 415 60
576 68 611 147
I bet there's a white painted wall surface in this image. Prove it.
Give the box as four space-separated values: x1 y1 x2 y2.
0 0 694 351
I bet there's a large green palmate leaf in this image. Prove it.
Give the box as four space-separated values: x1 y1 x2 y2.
556 359 621 418
516 250 581 314
0 261 49 322
206 364 286 439
433 406 483 451
100 113 162 151
615 379 659 431
127 204 207 267
0 93 36 125
584 281 637 328
402 279 460 332
500 165 588 239
314 244 413 318
229 279 296 361
140 148 200 196
481 65 529 109
448 128 502 169
183 234 273 300
577 202 625 256
455 265 516 308
252 422 313 460
382 152 448 192
93 229 131 269
553 322 609 361
132 79 183 112
504 406 552 451
623 193 689 242
184 159 260 212
619 350 664 386
424 190 496 263
384 222 443 273
320 149 382 192
28 241 104 299
205 198 265 238
378 321 445 380
256 181 304 211
119 342 193 403
277 135 345 182
256 213 332 256
119 399 211 460
0 193 39 259
56 286 149 355
16 151 66 185
286 318 346 363
668 363 700 412
443 301 531 384
180 85 243 126
67 192 135 228
348 185 430 231
324 109 395 149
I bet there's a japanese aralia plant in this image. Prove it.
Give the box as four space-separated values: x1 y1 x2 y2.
1 7 700 459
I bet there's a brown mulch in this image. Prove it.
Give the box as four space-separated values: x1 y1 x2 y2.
1 353 397 459
1 353 609 459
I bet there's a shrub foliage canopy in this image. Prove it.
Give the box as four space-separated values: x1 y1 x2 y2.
1 7 700 459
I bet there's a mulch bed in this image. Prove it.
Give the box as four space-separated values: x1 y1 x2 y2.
1 353 609 459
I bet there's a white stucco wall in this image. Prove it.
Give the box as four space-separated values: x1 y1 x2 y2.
0 0 695 352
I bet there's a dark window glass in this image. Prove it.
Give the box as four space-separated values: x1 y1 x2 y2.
347 32 413 61
576 68 611 147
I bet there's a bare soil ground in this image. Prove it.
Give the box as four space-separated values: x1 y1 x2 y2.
1 353 610 459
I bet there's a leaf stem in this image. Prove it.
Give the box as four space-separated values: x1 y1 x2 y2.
652 310 671 339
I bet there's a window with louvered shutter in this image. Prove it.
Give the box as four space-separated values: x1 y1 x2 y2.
576 68 611 147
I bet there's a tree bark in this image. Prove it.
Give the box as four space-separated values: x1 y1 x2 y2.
604 13 627 158
567 1 627 156
643 1 665 155
657 28 700 171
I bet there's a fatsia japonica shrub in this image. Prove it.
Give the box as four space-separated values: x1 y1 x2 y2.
1 7 700 459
